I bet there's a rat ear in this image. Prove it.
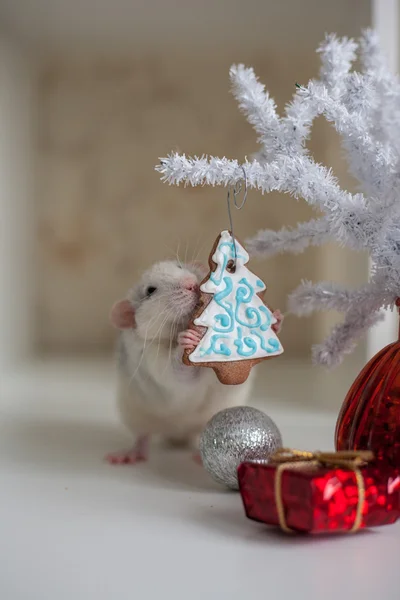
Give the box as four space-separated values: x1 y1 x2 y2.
110 300 136 329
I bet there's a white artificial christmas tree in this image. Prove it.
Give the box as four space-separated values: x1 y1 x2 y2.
188 231 283 369
157 30 400 368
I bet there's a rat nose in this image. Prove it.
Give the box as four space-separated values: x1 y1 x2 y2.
182 277 199 292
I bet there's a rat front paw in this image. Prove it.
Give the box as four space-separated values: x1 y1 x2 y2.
178 329 202 350
272 309 284 334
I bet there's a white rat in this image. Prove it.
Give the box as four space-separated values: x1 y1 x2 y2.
107 260 283 464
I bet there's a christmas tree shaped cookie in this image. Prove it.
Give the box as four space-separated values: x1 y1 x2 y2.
184 230 283 384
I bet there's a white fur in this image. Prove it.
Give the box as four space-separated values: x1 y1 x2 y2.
115 261 252 449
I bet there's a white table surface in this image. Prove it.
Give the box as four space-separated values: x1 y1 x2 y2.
1 357 399 600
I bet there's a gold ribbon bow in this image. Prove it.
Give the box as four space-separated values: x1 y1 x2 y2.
269 448 374 534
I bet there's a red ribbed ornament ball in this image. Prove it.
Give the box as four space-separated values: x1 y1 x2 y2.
335 300 400 465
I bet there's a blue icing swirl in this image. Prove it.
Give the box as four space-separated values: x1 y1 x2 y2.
234 327 257 357
259 306 272 331
267 337 280 352
235 278 267 329
195 233 281 361
210 242 245 285
236 278 253 303
212 276 234 333
215 314 230 328
205 335 231 357
253 331 281 353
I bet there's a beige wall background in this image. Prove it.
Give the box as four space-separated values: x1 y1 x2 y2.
33 0 371 357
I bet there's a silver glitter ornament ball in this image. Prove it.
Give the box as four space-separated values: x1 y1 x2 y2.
199 406 282 490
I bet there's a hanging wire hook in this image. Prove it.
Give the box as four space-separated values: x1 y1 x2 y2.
227 166 248 268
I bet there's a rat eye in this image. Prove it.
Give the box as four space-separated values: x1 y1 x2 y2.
177 264 182 269
146 286 157 297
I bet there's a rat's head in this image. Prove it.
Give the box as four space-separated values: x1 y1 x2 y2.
110 261 206 341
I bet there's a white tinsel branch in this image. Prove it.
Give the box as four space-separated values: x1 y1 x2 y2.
304 80 394 199
312 307 385 368
360 29 400 149
318 34 357 90
288 280 390 315
229 64 281 160
245 218 331 257
156 30 400 367
157 153 367 240
157 152 370 252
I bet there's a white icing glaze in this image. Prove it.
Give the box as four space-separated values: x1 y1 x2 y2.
189 230 284 363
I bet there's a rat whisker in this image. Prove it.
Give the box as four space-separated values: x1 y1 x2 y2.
192 237 206 265
184 239 189 266
155 314 173 364
144 305 168 336
154 308 174 345
175 240 183 269
156 328 163 364
191 235 200 264
129 307 173 383
165 316 177 374
166 330 174 375
162 242 180 261
155 308 177 366
151 293 172 304
129 311 163 383
164 311 181 375
129 329 149 384
149 307 174 345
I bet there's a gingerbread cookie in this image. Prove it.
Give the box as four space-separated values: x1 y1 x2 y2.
183 230 283 384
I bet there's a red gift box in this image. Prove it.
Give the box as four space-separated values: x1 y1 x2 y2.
238 449 400 534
